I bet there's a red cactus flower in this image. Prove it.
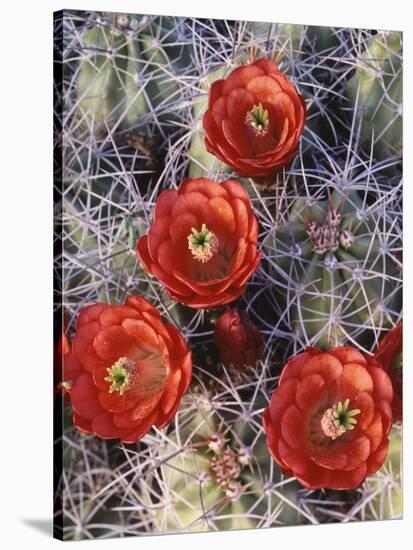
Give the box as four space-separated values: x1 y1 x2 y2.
263 347 393 490
374 324 402 421
203 58 306 178
136 178 260 308
214 308 263 368
65 295 192 443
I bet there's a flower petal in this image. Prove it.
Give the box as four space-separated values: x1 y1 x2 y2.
335 363 374 400
121 410 158 444
71 373 103 420
367 366 394 403
72 322 103 372
300 352 344 384
154 189 178 219
295 374 327 412
327 346 367 366
77 304 108 328
325 463 367 490
94 325 138 361
366 440 389 475
222 65 264 94
280 404 308 450
92 413 121 440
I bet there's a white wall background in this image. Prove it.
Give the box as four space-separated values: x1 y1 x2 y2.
1 0 411 548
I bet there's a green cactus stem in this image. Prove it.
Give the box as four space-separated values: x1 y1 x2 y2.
346 31 402 159
76 13 190 133
263 188 402 348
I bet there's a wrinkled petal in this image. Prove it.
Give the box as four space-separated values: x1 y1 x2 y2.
280 405 308 450
71 374 103 420
92 413 121 439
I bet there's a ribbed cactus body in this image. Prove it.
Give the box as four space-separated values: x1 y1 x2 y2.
77 13 190 132
154 406 300 531
306 25 341 53
346 32 402 159
188 65 232 178
263 189 401 348
248 22 304 59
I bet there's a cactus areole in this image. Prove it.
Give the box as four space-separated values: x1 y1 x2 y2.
264 190 401 347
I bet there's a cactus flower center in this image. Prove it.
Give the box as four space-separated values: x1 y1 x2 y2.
246 103 270 135
105 357 135 395
321 399 361 440
188 223 219 263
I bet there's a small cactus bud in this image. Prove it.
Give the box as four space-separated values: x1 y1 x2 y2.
196 470 212 487
210 448 241 487
214 308 263 369
238 446 253 466
225 481 243 501
208 432 225 454
116 14 129 27
327 208 342 227
340 229 354 249
374 324 403 421
306 219 320 241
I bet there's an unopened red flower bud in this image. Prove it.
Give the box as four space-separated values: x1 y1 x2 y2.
214 308 263 369
374 323 403 421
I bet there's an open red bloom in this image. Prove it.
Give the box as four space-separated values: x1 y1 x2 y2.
203 58 306 178
374 324 402 421
65 295 192 443
137 178 260 308
263 347 393 490
214 308 263 368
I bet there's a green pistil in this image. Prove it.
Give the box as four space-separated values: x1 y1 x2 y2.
188 223 218 263
333 399 361 430
104 357 134 395
321 399 361 440
246 103 269 134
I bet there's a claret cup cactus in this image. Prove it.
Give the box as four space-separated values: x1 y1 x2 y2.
56 10 403 539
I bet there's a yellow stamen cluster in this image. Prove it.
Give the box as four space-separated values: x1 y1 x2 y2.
246 103 270 134
104 357 135 396
321 399 361 440
188 223 218 263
